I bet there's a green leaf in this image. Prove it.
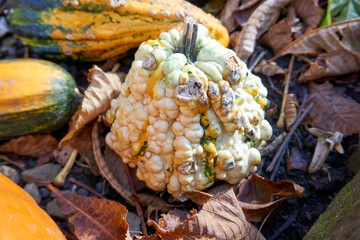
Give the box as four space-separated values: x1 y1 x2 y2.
321 0 360 26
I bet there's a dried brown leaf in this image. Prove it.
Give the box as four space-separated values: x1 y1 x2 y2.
47 184 131 240
0 134 57 158
274 18 360 58
253 59 286 76
92 121 136 206
232 1 262 28
60 66 121 145
70 120 100 176
305 82 360 137
219 0 241 32
293 0 324 29
148 189 264 240
184 190 213 205
235 0 293 61
299 50 360 82
261 18 294 53
237 174 305 222
135 193 171 218
54 144 74 166
158 209 191 230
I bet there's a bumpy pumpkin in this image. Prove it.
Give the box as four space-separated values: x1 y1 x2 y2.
105 17 272 199
6 0 229 61
0 58 79 139
0 173 65 240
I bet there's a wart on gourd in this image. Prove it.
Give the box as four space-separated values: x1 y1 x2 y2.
105 16 273 200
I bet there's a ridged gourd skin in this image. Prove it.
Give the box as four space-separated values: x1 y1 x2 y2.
0 58 79 139
105 25 273 200
6 0 229 62
0 173 66 240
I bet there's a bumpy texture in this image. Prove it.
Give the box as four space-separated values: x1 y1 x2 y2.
105 25 272 199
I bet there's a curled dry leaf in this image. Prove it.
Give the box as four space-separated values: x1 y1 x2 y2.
47 184 131 240
272 18 360 81
232 0 262 28
308 128 344 173
92 120 136 206
69 120 100 176
261 18 295 53
299 50 360 82
293 0 324 28
253 59 286 77
284 93 299 130
234 0 293 61
60 66 121 145
305 82 360 137
148 189 265 240
237 174 305 222
0 134 57 158
219 0 241 32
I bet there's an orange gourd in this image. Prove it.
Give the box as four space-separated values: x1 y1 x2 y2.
0 173 65 240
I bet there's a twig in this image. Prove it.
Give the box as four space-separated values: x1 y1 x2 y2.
277 55 295 128
265 76 283 96
268 103 313 180
256 209 274 240
0 154 25 171
249 50 267 71
53 149 78 186
111 63 121 73
292 53 312 64
268 213 297 240
297 88 308 118
124 164 148 236
69 177 105 199
260 132 287 156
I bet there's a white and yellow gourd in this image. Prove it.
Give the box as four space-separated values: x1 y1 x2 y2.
105 18 272 200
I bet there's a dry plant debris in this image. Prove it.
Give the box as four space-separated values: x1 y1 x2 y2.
307 127 344 173
305 82 360 136
61 66 122 145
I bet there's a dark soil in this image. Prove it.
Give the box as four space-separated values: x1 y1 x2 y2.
1 4 359 239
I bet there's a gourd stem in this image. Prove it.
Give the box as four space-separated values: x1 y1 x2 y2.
178 16 198 62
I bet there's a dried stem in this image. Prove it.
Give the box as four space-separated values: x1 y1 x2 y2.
256 209 274 240
268 213 297 240
265 76 283 96
178 16 198 62
53 149 78 187
0 154 25 171
267 103 314 180
292 53 312 64
249 50 267 71
69 177 105 199
276 55 295 128
124 164 148 236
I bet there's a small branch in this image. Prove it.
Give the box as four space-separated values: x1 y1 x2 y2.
276 55 295 128
249 50 267 71
256 209 274 240
267 103 314 180
0 154 25 171
53 149 78 186
297 88 308 119
124 164 148 236
265 76 283 96
69 177 105 199
268 213 297 240
292 53 312 64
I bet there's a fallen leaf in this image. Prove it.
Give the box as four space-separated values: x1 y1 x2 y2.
60 66 121 145
305 82 360 137
0 134 57 158
237 174 305 222
253 59 286 76
47 184 131 240
158 209 191 230
148 189 265 240
184 190 213 205
286 148 308 173
261 18 294 53
92 120 136 206
219 0 241 32
321 0 360 26
299 50 360 82
284 93 299 130
134 193 172 218
234 0 293 61
273 18 360 58
70 120 100 176
232 0 262 28
293 0 324 28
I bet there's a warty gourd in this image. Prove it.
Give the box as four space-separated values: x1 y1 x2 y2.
105 17 272 200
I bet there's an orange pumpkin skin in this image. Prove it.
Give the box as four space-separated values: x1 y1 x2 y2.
0 173 65 240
